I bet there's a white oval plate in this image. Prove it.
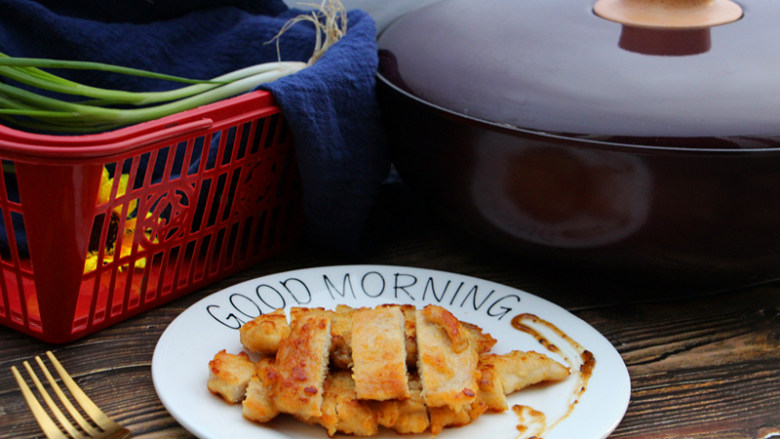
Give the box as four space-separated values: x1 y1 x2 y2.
152 265 630 439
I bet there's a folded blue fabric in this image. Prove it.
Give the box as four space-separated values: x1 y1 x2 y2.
0 0 389 254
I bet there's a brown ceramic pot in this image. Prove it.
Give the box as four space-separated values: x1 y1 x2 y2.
377 0 780 285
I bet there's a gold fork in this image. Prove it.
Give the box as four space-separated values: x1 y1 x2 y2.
11 350 131 439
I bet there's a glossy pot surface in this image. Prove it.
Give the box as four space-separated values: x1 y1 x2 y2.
378 0 780 148
376 0 780 285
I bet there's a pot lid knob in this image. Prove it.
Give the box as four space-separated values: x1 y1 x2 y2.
594 0 743 28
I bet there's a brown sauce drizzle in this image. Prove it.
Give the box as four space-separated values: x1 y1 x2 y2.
510 313 596 438
513 404 546 438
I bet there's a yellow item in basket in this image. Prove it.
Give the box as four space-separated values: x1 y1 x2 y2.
83 167 150 273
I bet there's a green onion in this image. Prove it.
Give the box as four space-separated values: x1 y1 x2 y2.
0 0 346 134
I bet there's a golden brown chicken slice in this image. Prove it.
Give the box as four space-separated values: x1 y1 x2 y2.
242 356 280 423
272 307 334 420
209 303 576 437
237 304 496 369
402 305 496 365
351 305 410 401
239 309 290 355
207 350 255 404
371 374 430 434
415 305 480 411
478 350 570 411
239 306 354 369
314 371 379 437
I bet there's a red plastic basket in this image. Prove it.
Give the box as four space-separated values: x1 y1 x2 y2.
0 90 303 343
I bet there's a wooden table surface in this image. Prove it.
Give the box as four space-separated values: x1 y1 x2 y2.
1 184 778 439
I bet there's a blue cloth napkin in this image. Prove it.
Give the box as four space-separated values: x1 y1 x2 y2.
0 0 389 254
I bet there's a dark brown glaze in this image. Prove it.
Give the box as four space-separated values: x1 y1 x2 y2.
511 313 596 436
513 404 547 437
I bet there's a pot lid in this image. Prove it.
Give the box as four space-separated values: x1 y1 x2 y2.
377 0 780 149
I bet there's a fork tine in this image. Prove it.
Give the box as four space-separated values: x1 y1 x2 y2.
23 359 88 439
45 351 124 433
36 355 101 437
11 365 68 439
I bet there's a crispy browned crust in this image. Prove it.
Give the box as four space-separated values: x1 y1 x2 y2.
211 304 574 436
351 305 410 401
416 305 480 410
315 371 379 437
476 354 506 411
242 357 280 423
370 374 430 434
239 309 290 355
462 321 498 354
207 350 255 404
422 305 470 353
428 405 472 434
234 304 496 364
272 307 334 420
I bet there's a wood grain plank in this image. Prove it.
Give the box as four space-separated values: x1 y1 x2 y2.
0 185 778 438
